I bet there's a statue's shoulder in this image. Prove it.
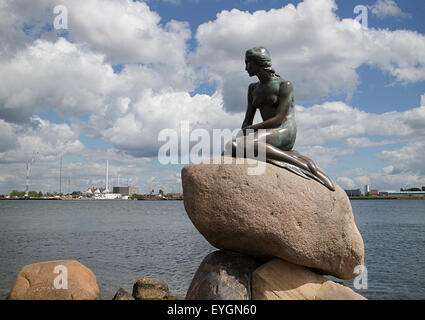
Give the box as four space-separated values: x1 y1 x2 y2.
278 78 293 92
248 81 260 93
249 82 259 89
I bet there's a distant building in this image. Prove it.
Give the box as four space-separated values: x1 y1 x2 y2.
113 186 139 196
345 189 362 197
364 185 370 195
369 190 379 196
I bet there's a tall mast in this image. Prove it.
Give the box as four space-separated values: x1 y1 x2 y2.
25 162 30 197
106 160 109 191
68 177 71 198
59 156 62 194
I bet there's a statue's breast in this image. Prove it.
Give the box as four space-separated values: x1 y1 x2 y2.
253 94 278 108
252 83 280 109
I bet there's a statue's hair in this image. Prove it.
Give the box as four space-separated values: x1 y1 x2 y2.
245 46 277 76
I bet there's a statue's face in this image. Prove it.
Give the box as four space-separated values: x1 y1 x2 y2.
245 59 257 77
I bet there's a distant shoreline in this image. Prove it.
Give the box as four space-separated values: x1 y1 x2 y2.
0 198 184 201
349 196 425 200
2 196 424 201
0 198 62 201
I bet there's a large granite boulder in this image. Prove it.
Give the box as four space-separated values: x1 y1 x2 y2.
186 250 260 300
182 157 364 280
252 259 366 300
7 260 100 300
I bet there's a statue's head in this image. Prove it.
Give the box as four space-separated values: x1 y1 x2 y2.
245 47 274 76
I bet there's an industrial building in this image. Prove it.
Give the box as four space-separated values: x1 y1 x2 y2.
113 186 139 196
345 189 362 197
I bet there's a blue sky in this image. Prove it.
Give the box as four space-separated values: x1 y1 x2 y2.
0 0 424 194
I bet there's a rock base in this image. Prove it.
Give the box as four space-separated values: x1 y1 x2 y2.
252 259 366 300
7 260 100 300
186 250 260 300
185 251 366 300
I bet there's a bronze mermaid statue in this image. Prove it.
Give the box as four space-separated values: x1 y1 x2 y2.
224 47 335 191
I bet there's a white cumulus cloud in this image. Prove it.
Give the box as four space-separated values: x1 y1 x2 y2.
369 0 411 19
0 38 120 123
192 0 425 112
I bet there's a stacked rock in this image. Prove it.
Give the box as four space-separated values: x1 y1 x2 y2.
182 156 366 300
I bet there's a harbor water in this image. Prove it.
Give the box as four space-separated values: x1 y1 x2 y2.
0 199 424 300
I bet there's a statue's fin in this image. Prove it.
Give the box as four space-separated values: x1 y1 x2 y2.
268 158 335 191
267 159 312 180
267 158 328 185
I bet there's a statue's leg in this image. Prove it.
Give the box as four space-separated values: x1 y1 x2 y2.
263 143 312 172
223 137 244 157
225 130 307 169
290 150 319 173
255 132 335 191
313 169 335 191
224 132 335 191
290 150 335 190
224 131 261 158
223 139 235 156
265 145 335 190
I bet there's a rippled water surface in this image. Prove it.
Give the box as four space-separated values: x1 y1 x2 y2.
0 199 424 299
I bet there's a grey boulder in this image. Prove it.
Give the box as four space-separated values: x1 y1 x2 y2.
186 250 260 300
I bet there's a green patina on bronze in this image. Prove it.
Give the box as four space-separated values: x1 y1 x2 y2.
225 47 335 191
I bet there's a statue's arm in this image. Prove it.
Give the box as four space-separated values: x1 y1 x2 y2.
242 83 256 129
246 81 292 131
274 81 292 125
